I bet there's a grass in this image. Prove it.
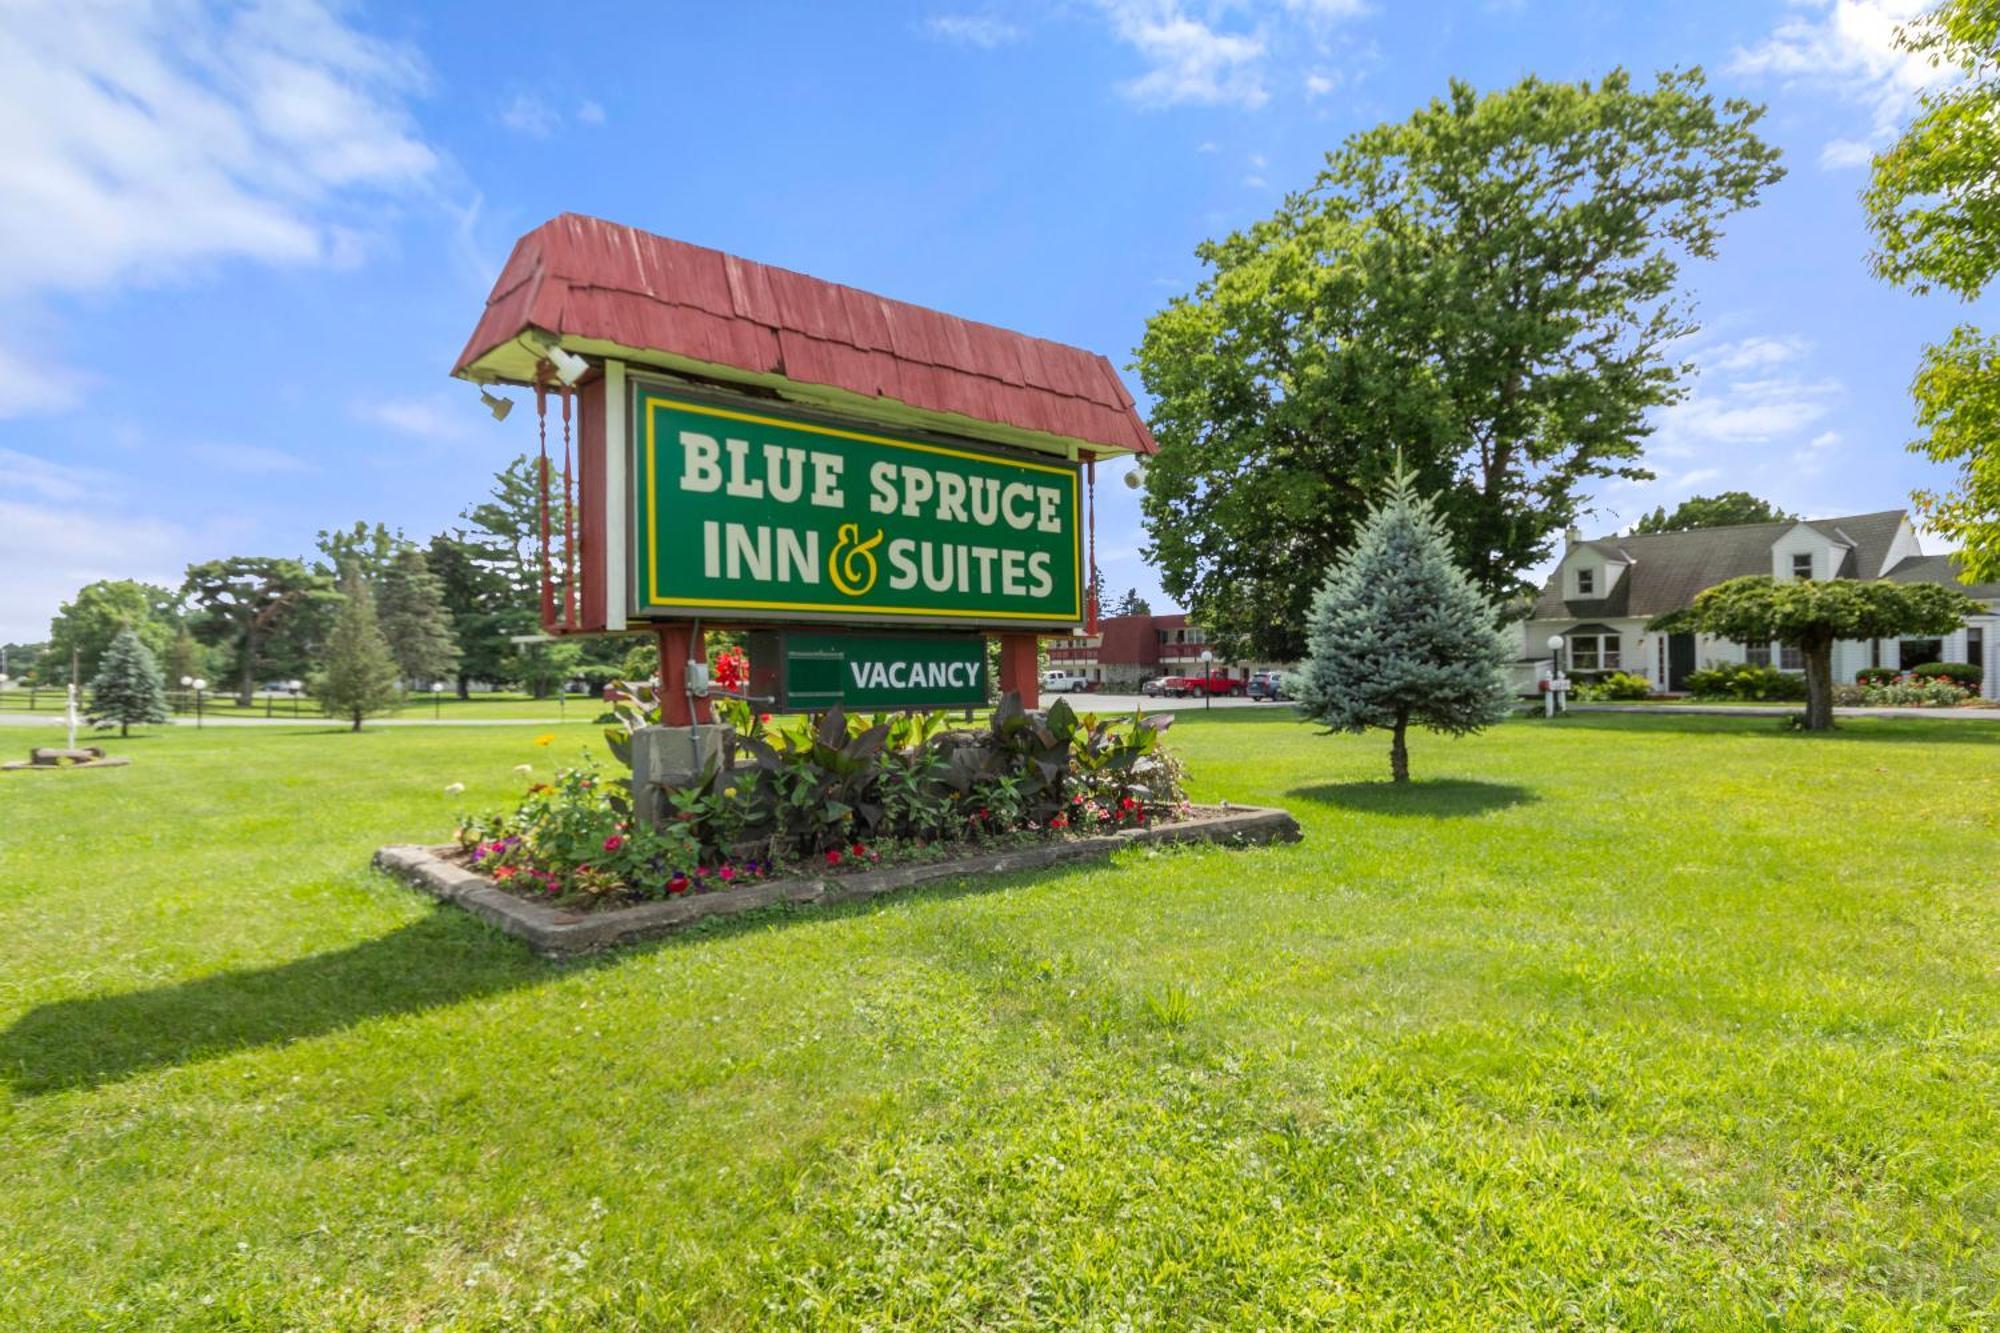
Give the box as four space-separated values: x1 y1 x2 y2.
0 688 590 721
2 711 1997 1327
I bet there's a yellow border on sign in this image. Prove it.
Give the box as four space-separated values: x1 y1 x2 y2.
641 395 1085 622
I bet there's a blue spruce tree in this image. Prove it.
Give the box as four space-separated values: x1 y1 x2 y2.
1295 469 1515 782
89 625 171 738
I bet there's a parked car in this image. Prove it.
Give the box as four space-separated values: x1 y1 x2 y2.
1247 671 1288 701
1156 675 1193 697
1140 676 1168 697
1042 670 1092 694
1187 673 1246 697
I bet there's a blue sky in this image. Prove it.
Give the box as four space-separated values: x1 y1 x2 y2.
0 0 1979 641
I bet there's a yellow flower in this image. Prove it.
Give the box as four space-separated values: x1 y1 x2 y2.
723 786 738 798
534 733 555 747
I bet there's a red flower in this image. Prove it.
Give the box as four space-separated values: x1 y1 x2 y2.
603 835 624 852
826 848 843 866
758 712 773 724
667 872 690 894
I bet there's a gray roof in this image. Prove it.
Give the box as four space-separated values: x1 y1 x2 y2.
1530 509 1912 621
1884 552 2000 601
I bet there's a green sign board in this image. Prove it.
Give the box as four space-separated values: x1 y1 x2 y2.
633 388 1082 627
747 631 987 710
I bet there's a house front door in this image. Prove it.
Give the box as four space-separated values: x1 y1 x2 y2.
1668 632 1697 692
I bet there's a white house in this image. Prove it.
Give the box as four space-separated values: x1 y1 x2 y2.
1523 509 2000 700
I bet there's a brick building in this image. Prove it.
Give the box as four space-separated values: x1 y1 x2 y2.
1045 613 1279 691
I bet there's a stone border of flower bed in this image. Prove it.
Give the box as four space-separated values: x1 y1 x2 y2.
374 803 1301 958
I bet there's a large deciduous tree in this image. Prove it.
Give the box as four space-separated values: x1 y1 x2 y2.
182 557 332 706
1294 469 1515 783
1634 492 1796 534
1136 69 1783 662
1666 577 1978 731
1865 0 2000 581
47 580 178 681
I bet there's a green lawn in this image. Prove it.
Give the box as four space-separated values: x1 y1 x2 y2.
0 688 592 722
2 712 1997 1328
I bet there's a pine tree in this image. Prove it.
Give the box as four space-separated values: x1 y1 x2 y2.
89 626 170 737
1295 469 1515 783
314 577 403 732
376 547 461 687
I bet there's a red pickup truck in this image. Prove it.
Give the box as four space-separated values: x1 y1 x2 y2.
1163 674 1244 698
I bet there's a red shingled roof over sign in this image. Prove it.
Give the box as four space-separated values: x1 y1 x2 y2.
453 213 1156 456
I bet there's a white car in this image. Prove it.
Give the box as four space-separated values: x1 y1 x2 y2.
1042 671 1092 694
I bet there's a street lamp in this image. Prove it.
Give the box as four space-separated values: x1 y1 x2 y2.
289 679 304 717
1545 635 1566 718
1199 649 1215 711
431 680 445 719
189 677 207 730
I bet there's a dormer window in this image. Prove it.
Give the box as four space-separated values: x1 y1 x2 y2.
1576 568 1595 597
1791 553 1813 581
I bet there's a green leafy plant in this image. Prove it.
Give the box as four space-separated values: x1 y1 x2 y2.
1571 670 1653 702
1683 662 1809 702
1913 661 1983 688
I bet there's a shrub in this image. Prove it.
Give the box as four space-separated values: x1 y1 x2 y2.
1573 670 1653 701
1855 667 1897 686
1683 662 1809 701
1912 661 1982 687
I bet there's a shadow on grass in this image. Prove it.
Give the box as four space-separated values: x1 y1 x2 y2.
1291 778 1537 817
0 911 553 1097
1542 711 2000 745
0 850 1121 1097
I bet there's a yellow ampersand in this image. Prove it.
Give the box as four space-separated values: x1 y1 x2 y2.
828 523 884 597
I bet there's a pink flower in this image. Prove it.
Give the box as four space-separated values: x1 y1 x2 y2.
603 835 624 852
719 865 735 882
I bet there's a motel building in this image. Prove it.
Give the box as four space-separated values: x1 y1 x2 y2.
1046 613 1283 691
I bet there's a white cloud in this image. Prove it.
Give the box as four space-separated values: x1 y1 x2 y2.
352 396 472 442
0 0 437 421
1819 137 1877 168
1707 334 1812 374
0 340 90 418
1730 0 1944 169
498 93 559 139
187 442 315 475
1304 70 1337 98
0 0 435 299
1196 140 1220 153
1243 174 1268 188
576 100 606 125
923 14 1023 48
0 448 111 503
0 497 195 642
1284 0 1370 16
1099 0 1269 109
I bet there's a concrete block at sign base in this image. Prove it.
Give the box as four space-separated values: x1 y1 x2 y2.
629 724 734 828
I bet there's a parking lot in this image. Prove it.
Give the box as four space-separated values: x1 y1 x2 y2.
1040 689 1288 712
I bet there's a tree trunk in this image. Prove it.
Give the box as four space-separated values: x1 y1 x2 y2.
121 720 129 738
1390 709 1410 783
351 710 363 733
1805 642 1835 731
237 629 257 708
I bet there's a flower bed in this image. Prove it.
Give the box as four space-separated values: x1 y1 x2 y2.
444 693 1202 914
377 801 1301 957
